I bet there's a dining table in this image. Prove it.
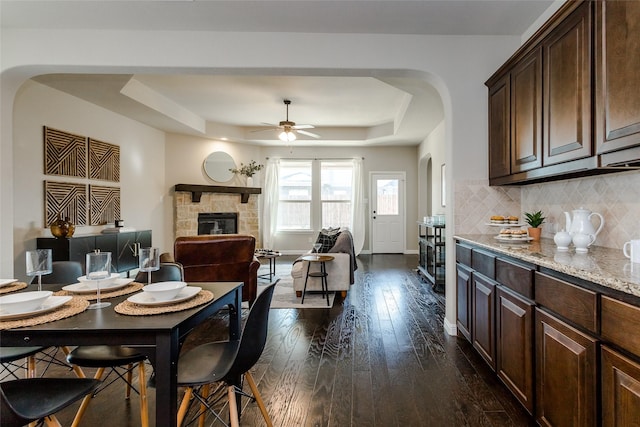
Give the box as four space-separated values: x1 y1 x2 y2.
0 281 243 427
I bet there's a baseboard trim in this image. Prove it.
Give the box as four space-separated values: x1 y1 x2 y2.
443 317 457 336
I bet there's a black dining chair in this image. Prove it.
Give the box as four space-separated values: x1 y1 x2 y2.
176 279 278 427
134 262 184 284
31 260 83 285
1 377 101 427
0 346 43 381
65 262 185 427
3 261 86 379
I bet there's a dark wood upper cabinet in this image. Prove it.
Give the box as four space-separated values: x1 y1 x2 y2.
543 1 592 166
595 0 640 161
488 75 511 179
511 47 543 173
486 0 640 185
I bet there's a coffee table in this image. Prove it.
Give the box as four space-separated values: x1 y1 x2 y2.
255 250 281 281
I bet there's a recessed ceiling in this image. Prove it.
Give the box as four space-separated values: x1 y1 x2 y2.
34 73 443 146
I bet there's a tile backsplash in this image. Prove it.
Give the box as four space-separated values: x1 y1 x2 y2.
455 169 640 250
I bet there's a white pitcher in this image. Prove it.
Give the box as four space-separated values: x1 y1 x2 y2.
564 207 604 243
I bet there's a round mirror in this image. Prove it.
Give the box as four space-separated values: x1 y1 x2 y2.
203 151 236 182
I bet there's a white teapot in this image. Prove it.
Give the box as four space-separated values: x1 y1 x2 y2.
564 207 604 243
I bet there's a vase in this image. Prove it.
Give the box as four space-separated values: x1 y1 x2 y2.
527 227 542 241
246 176 254 187
50 213 75 238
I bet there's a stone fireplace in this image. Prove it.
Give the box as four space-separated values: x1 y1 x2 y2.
174 186 260 245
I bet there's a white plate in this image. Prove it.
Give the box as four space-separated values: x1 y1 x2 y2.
127 286 202 307
494 235 534 242
0 279 18 288
485 223 525 227
0 296 73 320
77 273 120 283
62 278 134 294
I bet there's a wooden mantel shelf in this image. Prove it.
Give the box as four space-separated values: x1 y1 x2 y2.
174 184 261 203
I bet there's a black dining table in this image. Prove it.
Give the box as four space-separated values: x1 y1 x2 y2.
0 281 243 427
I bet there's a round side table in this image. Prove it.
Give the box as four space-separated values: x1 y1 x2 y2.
301 254 334 306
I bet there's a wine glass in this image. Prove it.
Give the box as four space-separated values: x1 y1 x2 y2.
313 243 322 259
26 249 52 291
86 251 112 309
139 247 160 286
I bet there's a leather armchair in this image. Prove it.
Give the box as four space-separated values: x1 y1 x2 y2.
174 235 260 305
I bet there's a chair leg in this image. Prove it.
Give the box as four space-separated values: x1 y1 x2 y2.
245 372 273 427
61 346 86 378
71 367 105 427
198 383 210 427
27 355 37 378
126 363 134 399
138 362 149 427
44 416 62 427
227 385 240 427
177 387 193 427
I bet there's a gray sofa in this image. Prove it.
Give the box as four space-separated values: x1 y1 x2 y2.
291 229 357 297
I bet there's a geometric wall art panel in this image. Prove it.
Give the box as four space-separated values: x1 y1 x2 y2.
44 126 87 178
89 138 120 182
89 185 121 225
44 181 87 227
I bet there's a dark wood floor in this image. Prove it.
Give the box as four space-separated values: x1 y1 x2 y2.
13 254 536 426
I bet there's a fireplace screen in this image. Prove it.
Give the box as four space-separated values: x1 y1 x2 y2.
197 212 238 235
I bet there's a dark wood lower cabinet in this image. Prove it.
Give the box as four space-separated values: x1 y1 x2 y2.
535 308 598 427
456 263 473 342
601 346 640 427
496 287 534 414
472 272 496 370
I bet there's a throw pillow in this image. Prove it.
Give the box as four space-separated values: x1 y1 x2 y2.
315 228 341 253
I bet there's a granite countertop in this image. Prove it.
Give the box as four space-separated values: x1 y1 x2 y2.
454 234 640 298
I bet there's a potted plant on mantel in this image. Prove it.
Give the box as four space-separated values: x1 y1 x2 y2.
524 210 546 241
229 160 264 187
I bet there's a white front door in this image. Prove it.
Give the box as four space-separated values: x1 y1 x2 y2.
370 172 405 253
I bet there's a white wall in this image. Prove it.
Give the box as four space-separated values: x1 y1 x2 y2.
12 81 167 280
419 120 446 219
1 28 523 331
164 134 419 253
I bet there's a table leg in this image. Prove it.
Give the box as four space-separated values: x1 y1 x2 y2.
270 257 276 280
230 286 243 421
155 330 179 427
301 261 312 304
321 261 330 306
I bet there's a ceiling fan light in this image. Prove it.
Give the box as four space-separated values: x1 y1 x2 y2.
279 130 296 142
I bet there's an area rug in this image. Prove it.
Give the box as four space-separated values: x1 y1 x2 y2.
253 259 335 309
263 275 335 309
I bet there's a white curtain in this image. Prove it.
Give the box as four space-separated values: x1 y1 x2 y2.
350 158 365 255
262 158 280 250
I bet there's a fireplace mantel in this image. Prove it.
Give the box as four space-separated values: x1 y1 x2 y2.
174 184 261 203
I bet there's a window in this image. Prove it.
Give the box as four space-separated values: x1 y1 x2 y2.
321 161 352 228
277 160 353 231
277 160 312 230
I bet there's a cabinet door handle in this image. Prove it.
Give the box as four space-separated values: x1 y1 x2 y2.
132 242 140 257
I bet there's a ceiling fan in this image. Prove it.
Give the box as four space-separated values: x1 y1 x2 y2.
255 99 320 142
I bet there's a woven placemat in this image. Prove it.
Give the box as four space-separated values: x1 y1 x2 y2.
54 282 143 301
0 297 90 330
114 290 214 316
0 282 28 295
